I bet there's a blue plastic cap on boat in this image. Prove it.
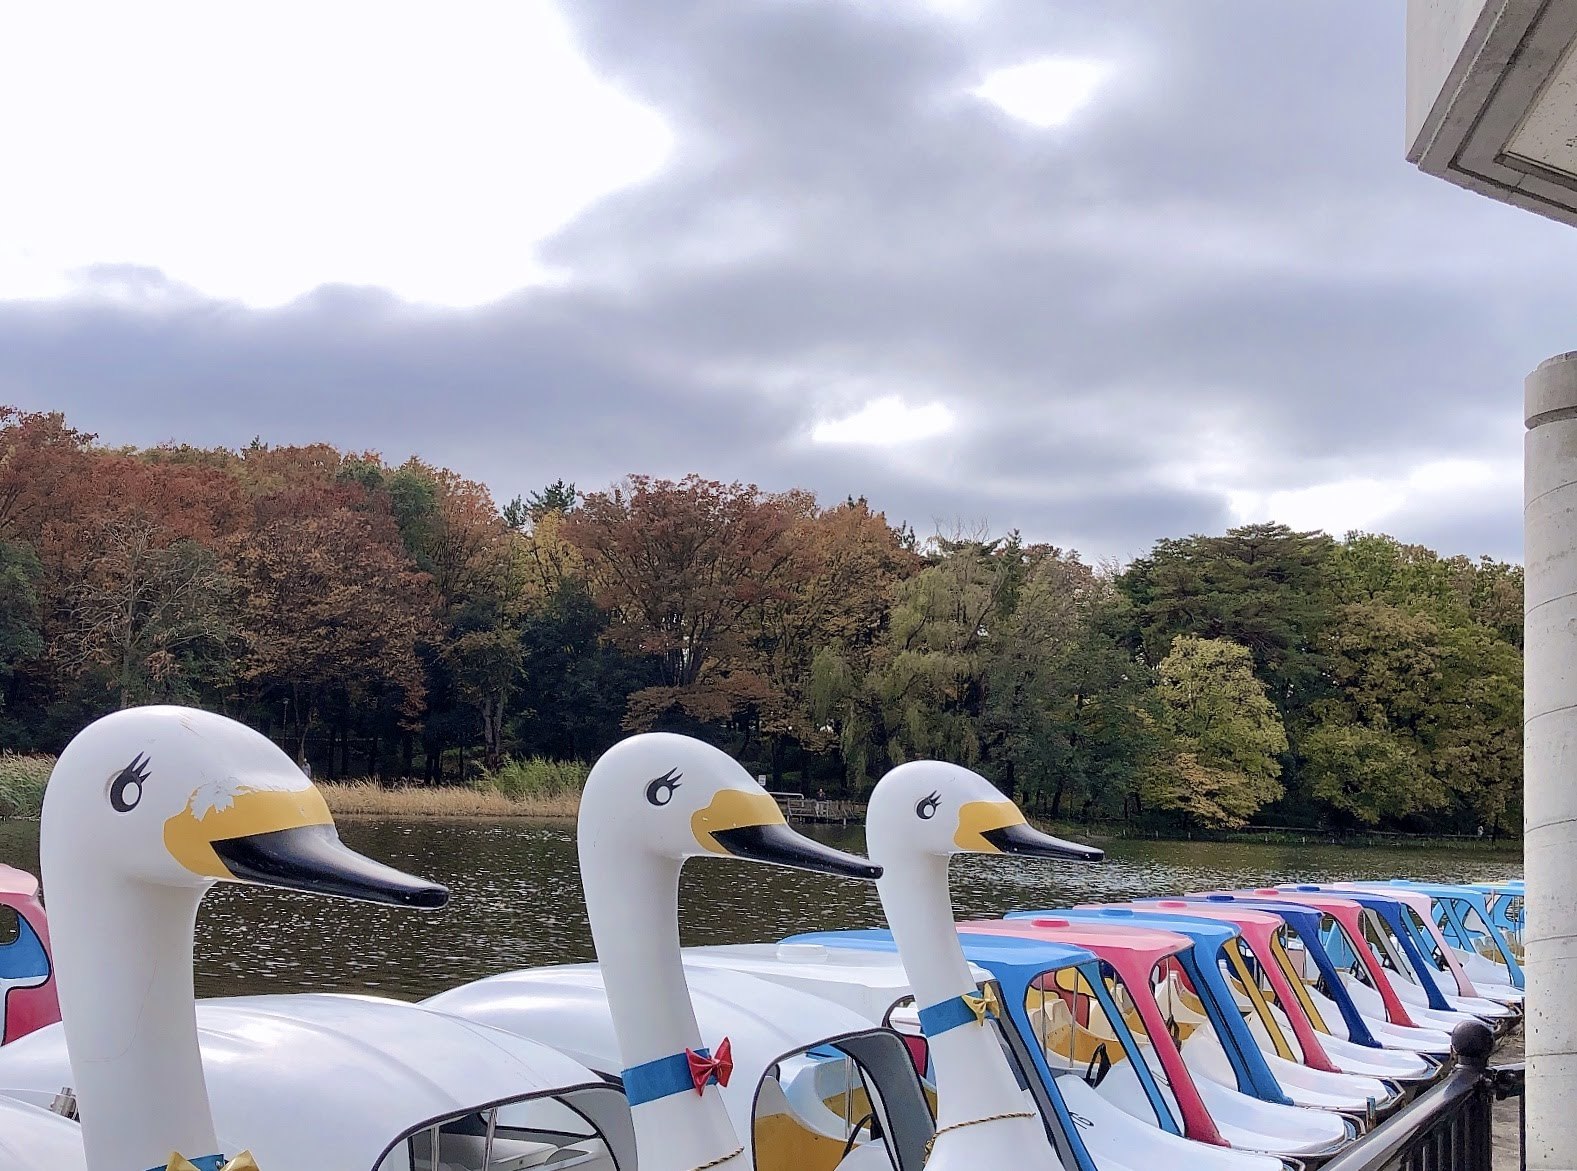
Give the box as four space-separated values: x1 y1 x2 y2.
1205 894 1234 901
1100 908 1135 917
1293 885 1320 891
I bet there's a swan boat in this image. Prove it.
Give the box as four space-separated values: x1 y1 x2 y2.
844 759 1103 1171
427 732 898 1171
428 960 934 1171
683 760 1117 1171
1 994 642 1171
0 705 652 1171
0 866 56 1045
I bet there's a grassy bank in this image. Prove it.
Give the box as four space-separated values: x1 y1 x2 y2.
319 782 580 819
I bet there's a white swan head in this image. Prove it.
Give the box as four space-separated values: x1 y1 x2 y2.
578 732 881 879
40 705 448 907
865 760 1104 865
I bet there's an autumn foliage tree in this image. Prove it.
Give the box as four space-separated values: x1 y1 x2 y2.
230 482 436 764
0 406 1527 835
566 475 814 730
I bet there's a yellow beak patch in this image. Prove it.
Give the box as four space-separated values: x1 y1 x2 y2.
692 788 786 855
165 786 335 879
954 800 1026 853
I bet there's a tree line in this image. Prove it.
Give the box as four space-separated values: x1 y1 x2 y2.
0 407 1524 835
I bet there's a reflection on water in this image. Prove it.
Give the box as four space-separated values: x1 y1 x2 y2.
0 817 1521 1002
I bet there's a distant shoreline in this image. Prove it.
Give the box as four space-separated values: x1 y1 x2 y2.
0 769 1527 855
319 785 1521 854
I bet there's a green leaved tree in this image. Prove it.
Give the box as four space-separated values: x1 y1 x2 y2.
1142 636 1287 827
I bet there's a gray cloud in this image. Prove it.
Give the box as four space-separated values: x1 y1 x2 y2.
3 0 1574 564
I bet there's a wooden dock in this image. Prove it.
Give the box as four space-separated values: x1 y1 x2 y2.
767 792 863 825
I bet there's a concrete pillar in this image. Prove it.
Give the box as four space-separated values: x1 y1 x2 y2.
1525 350 1577 1171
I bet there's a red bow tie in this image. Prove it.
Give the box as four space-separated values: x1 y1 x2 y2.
686 1038 734 1094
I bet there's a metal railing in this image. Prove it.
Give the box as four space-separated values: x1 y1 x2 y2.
1319 1020 1522 1171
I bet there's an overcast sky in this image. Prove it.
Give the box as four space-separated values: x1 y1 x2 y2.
3 0 1573 564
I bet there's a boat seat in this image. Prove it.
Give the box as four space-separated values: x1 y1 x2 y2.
1148 974 1201 1041
1027 996 1128 1065
754 1074 869 1171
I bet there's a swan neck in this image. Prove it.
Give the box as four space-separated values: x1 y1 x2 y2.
579 844 743 1171
876 852 978 1007
877 851 1049 1152
47 876 218 1171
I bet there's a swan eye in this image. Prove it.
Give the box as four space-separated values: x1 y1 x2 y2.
645 769 683 807
915 792 941 820
109 754 150 814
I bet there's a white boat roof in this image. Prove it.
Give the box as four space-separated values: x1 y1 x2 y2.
426 962 891 1122
0 993 625 1171
0 1094 85 1171
683 942 991 1024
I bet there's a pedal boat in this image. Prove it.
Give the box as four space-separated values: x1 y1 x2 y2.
1177 896 1450 1060
426 733 894 1171
1274 886 1517 1031
1197 891 1457 1054
1126 900 1436 1084
1382 882 1524 991
0 705 451 1171
965 917 1358 1160
1043 907 1402 1120
1321 885 1520 1008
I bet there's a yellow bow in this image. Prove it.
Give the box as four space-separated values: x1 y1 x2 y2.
961 984 1004 1025
166 1153 260 1171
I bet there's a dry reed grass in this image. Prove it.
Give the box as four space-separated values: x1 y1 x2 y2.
0 754 54 818
318 781 580 819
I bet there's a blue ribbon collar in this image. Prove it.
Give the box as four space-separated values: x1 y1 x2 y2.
917 984 1004 1037
623 1046 726 1106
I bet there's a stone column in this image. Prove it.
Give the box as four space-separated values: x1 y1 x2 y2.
1525 350 1577 1171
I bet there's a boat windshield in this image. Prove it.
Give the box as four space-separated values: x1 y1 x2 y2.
1444 901 1522 966
1268 925 1331 1033
1492 893 1525 941
1315 913 1385 991
1216 938 1302 1062
753 1025 935 1171
1398 904 1454 974
1024 960 1178 1133
375 1084 628 1171
1357 908 1422 988
1147 953 1254 1097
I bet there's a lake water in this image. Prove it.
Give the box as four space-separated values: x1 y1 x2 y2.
0 818 1523 1001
